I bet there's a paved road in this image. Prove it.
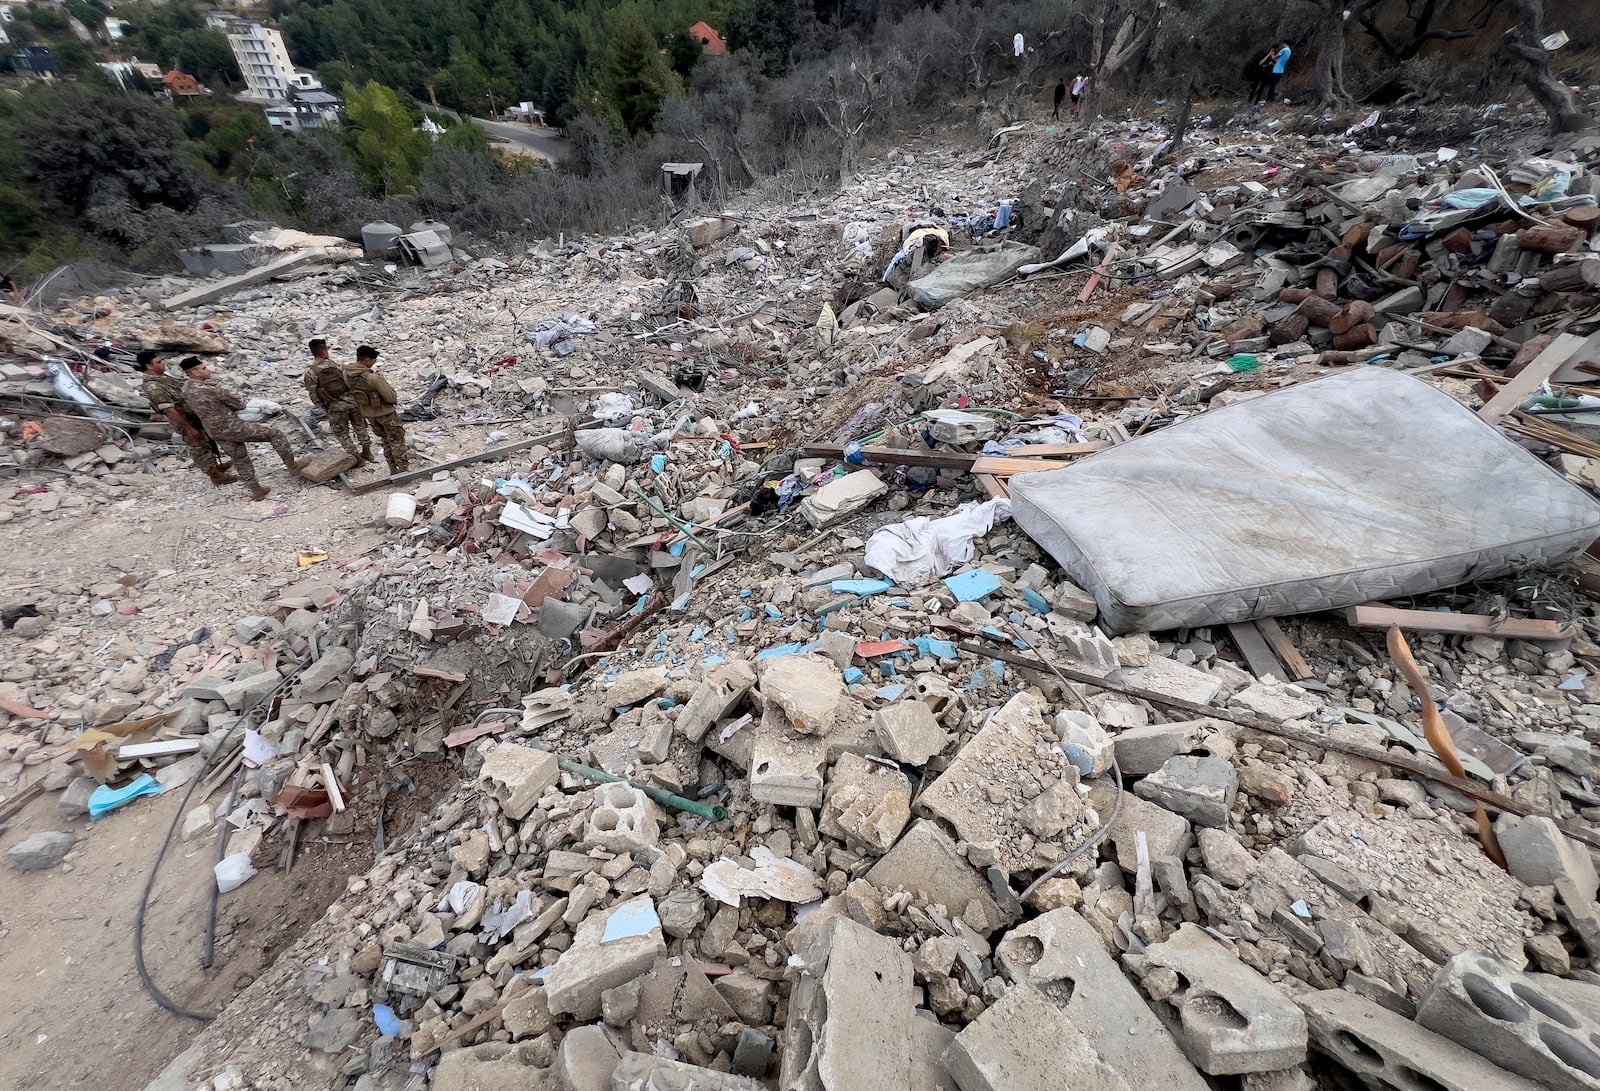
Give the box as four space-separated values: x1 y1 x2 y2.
470 116 569 161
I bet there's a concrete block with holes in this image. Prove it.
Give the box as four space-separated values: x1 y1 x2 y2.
1417 951 1600 1090
1299 987 1544 1091
584 782 663 854
1124 923 1307 1075
996 908 1209 1091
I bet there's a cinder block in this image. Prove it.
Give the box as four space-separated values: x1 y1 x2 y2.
1300 987 1544 1091
944 984 1131 1091
996 909 1209 1091
1417 951 1600 1090
585 782 662 854
479 743 560 820
750 733 826 807
1128 924 1307 1075
780 917 914 1091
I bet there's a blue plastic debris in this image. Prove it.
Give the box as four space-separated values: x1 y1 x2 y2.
842 667 864 685
650 454 667 473
656 697 677 709
876 684 907 701
703 655 726 666
756 643 807 660
739 589 753 599
763 604 783 620
631 596 650 614
912 636 957 661
601 898 661 944
1022 587 1051 613
740 609 753 621
89 773 164 819
690 627 707 642
831 578 894 596
878 661 897 677
945 569 1002 602
373 1004 402 1038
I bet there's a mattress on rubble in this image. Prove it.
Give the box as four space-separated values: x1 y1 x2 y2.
1008 368 1600 634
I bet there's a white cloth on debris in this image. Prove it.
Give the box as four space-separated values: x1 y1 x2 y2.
864 498 1011 585
524 314 598 350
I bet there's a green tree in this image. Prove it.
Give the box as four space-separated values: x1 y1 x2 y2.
668 31 701 78
49 37 96 75
725 0 808 74
600 8 678 135
342 80 431 196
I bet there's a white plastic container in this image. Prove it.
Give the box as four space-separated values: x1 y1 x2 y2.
385 493 417 528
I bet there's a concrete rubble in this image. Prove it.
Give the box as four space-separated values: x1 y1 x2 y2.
0 98 1596 1091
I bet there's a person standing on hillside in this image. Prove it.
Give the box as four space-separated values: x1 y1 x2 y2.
1052 78 1067 119
345 345 409 475
303 338 372 462
135 350 235 487
1257 41 1291 103
181 357 306 501
1243 46 1273 103
1070 73 1090 119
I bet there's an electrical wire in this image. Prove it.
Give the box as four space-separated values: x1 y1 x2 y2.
133 668 302 1021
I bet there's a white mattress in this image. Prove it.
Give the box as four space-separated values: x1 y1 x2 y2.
1008 368 1600 634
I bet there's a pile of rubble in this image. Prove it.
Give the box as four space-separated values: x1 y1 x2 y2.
3 97 1600 1091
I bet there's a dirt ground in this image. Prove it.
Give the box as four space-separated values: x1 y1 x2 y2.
0 454 412 1091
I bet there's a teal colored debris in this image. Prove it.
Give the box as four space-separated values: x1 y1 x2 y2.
89 773 164 819
669 540 686 556
756 643 806 660
832 578 894 596
1022 587 1050 613
601 897 662 944
913 636 957 660
980 625 1007 640
878 661 897 677
630 596 649 614
690 627 706 641
763 604 783 620
990 659 1007 681
945 569 1001 602
656 697 677 709
739 589 753 599
876 684 906 701
740 609 753 621
843 667 864 685
703 655 726 666
650 454 667 473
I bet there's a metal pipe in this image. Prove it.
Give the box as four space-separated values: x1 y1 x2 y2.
539 749 727 821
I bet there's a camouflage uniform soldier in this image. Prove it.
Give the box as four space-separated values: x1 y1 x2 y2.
303 338 372 461
346 345 409 474
135 349 236 486
180 357 306 501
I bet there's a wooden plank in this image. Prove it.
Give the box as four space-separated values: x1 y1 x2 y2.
999 442 1107 456
800 445 973 469
970 455 1074 477
1227 622 1288 680
1344 605 1573 641
975 473 1009 500
1078 242 1121 302
1255 617 1313 681
1478 332 1588 423
117 739 202 759
352 427 570 495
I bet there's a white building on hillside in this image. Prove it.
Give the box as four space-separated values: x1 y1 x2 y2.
217 18 317 102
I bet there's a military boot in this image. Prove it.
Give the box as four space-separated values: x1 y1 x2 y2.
248 485 271 501
209 468 239 485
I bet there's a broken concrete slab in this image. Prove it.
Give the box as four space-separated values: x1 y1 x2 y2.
868 819 1003 936
606 667 668 707
1123 656 1223 706
1129 923 1308 1075
1111 720 1208 776
1096 787 1193 901
161 249 327 311
1299 988 1544 1091
781 916 914 1091
1496 813 1600 951
298 645 354 693
296 447 358 484
559 1024 621 1091
800 470 887 529
1132 755 1238 828
1416 950 1600 1091
1055 710 1113 777
944 983 1132 1091
8 830 75 871
996 908 1209 1091
678 660 756 742
750 731 827 807
1229 680 1322 721
611 1052 763 1090
757 653 844 734
918 692 1081 872
820 751 912 853
873 700 948 766
478 743 560 820
214 670 281 712
1197 827 1257 888
544 896 665 1021
910 1015 957 1091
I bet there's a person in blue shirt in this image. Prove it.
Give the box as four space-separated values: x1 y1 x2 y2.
1260 41 1291 102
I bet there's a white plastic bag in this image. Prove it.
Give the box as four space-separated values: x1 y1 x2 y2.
214 852 257 893
864 499 1012 584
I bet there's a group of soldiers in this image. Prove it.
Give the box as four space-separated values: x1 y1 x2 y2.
135 339 410 501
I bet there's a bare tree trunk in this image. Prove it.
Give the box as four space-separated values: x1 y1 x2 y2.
1169 78 1195 157
1314 2 1353 107
1503 0 1595 132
